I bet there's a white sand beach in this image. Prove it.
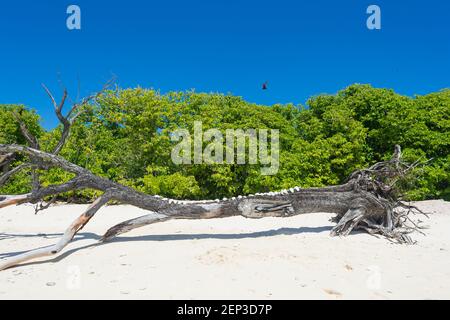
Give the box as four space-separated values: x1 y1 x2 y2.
0 200 449 300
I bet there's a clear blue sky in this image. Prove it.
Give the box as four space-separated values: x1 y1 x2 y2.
0 0 449 129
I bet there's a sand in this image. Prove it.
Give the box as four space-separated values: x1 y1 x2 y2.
0 200 449 300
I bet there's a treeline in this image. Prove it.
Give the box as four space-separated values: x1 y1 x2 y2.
1 84 449 201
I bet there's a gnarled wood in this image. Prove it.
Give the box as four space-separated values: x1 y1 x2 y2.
0 81 429 271
0 141 428 271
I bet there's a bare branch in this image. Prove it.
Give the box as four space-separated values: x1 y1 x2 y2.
0 144 87 175
66 76 116 121
0 153 14 168
34 195 58 215
42 77 116 155
2 110 42 193
0 163 33 186
102 214 173 242
11 111 39 149
0 193 111 271
42 84 68 121
0 194 31 209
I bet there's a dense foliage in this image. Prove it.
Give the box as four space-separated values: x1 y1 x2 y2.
1 84 449 201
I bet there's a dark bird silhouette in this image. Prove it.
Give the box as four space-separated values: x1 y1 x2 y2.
262 81 268 90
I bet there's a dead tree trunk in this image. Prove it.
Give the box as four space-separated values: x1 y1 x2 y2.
0 82 428 271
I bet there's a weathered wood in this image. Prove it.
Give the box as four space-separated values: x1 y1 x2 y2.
101 213 173 242
0 142 427 270
0 194 111 270
0 81 429 271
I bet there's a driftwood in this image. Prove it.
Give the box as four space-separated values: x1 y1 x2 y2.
0 82 428 271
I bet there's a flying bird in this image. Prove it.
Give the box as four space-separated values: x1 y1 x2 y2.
262 81 268 90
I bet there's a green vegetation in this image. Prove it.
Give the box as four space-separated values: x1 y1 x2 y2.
1 84 449 201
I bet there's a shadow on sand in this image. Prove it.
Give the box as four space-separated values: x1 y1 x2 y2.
0 225 333 269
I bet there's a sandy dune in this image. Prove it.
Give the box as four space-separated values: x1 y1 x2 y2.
0 200 449 299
